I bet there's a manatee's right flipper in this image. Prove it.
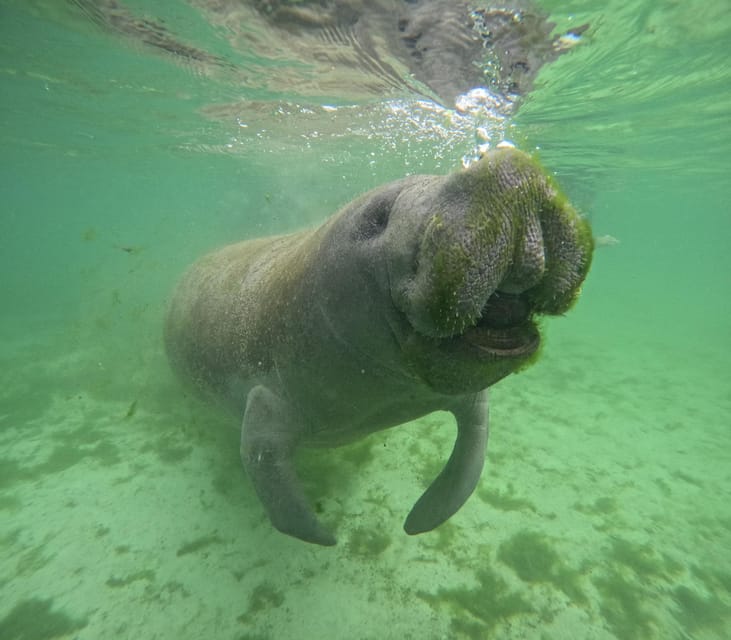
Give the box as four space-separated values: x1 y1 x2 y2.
404 391 489 534
240 385 336 546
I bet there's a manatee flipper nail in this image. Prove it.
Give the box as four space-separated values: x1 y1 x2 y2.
240 385 336 546
404 392 489 534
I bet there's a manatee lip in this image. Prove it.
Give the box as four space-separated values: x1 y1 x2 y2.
464 322 540 357
463 291 540 358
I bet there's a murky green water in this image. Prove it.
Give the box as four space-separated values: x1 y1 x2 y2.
1 1 729 639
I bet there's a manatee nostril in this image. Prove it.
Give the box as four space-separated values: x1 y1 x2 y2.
479 291 531 329
355 200 390 240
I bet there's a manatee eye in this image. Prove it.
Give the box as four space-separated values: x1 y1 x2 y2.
357 200 390 239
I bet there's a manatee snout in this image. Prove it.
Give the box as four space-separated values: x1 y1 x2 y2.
480 291 531 329
392 149 593 343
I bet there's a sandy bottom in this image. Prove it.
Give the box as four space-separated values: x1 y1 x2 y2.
1 315 729 640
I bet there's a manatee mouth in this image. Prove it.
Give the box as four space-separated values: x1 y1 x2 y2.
462 291 540 357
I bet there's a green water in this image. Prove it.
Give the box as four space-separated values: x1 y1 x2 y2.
1 1 729 639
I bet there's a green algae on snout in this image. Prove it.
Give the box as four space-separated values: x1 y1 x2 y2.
424 213 499 335
466 149 593 315
419 148 592 336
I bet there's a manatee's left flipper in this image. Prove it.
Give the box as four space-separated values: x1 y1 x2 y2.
404 391 489 534
240 385 336 546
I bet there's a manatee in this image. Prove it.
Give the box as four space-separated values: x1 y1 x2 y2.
165 148 593 546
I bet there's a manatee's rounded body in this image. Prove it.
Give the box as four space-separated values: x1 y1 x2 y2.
167 224 451 445
165 149 593 545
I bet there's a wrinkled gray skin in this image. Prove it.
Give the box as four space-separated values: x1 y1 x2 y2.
165 149 593 545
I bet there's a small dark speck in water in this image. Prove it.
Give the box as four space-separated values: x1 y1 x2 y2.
176 533 224 557
124 400 138 419
114 244 143 255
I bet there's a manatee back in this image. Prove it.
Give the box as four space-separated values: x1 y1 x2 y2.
164 232 312 404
